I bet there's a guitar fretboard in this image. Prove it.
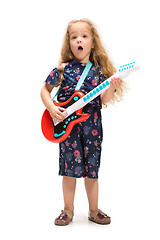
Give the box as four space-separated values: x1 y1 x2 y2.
53 62 139 126
65 74 114 118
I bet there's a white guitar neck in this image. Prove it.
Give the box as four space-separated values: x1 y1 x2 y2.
54 62 139 126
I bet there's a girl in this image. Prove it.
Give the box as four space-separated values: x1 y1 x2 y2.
41 19 125 226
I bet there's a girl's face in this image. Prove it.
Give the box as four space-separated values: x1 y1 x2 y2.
69 22 93 63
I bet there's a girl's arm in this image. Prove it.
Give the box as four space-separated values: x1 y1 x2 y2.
40 83 66 122
100 77 122 104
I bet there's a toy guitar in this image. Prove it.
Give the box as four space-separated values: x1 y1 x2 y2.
41 62 139 143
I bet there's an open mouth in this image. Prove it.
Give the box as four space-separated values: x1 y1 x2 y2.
78 46 83 52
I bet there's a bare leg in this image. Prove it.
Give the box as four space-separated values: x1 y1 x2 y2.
62 176 76 212
84 177 98 211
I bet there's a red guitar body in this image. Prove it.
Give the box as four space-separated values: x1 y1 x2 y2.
41 91 90 143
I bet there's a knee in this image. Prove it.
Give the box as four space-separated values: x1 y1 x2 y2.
84 177 98 183
63 176 77 183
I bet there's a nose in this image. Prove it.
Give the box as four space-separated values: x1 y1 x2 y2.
77 36 82 43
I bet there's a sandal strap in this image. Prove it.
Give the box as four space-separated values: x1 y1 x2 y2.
62 210 74 214
57 210 74 221
55 210 74 226
89 209 110 219
88 209 111 225
97 209 110 217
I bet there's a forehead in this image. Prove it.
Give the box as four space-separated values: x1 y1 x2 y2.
69 22 91 35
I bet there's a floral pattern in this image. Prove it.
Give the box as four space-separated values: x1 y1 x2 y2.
45 60 107 109
59 106 103 179
45 61 106 179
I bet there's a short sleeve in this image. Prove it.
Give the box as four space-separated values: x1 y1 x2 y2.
45 68 61 87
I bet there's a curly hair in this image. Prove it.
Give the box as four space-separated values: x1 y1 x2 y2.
57 19 127 105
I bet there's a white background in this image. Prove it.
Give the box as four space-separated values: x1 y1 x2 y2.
0 0 160 239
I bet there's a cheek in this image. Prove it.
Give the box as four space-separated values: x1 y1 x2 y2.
86 42 92 52
86 39 93 50
69 41 72 49
70 42 76 52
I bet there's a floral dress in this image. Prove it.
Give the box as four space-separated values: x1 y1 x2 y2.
45 60 108 178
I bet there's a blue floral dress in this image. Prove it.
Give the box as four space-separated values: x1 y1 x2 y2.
45 60 108 178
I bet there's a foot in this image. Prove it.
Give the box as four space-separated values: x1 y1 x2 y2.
54 210 74 226
88 209 111 225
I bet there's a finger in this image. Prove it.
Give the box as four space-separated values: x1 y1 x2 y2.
111 77 119 85
58 107 66 112
57 107 66 118
112 78 121 88
110 78 115 84
110 82 116 89
111 80 117 86
50 111 64 121
116 79 122 87
54 114 65 122
117 78 122 83
56 110 66 118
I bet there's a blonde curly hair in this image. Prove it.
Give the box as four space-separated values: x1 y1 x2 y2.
57 19 127 105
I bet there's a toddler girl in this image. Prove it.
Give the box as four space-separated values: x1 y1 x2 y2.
41 19 125 225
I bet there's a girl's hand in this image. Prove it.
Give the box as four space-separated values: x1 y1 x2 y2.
49 104 66 122
110 77 122 91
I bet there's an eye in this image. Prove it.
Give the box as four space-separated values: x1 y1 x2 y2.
83 35 87 38
71 36 76 40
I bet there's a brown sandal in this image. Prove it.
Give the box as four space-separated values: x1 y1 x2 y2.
88 209 111 225
54 210 74 226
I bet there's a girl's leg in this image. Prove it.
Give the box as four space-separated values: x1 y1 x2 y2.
84 177 98 211
84 177 111 225
63 176 77 212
